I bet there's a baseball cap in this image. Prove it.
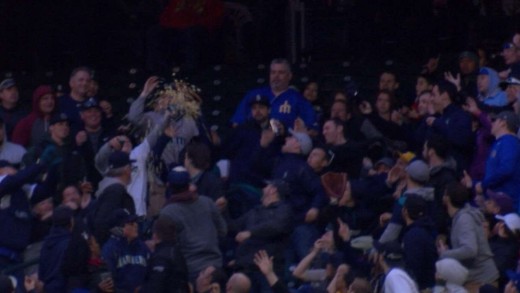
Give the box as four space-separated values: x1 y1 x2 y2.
374 241 404 264
500 64 520 88
249 94 270 107
404 195 427 220
108 151 135 169
486 190 514 214
493 111 520 133
375 157 395 169
0 78 16 91
109 208 139 228
496 213 520 234
405 160 430 183
49 113 70 125
167 166 191 187
80 97 101 111
264 179 290 199
289 129 313 155
458 51 478 64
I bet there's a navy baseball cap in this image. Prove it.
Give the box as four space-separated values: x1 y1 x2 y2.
249 94 270 107
49 113 70 125
110 208 139 228
80 97 101 111
108 151 135 169
0 78 16 91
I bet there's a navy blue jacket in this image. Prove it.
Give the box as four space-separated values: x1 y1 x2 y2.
429 104 473 172
402 217 437 290
271 154 328 223
221 120 266 186
39 226 72 293
0 164 46 254
102 236 150 292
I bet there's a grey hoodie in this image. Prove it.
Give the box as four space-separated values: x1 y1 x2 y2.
440 204 499 284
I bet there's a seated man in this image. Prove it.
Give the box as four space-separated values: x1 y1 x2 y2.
228 179 293 293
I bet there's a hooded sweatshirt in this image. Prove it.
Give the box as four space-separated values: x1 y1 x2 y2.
440 204 499 284
477 67 508 107
12 85 56 148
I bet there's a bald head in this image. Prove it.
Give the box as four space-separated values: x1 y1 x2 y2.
226 273 251 293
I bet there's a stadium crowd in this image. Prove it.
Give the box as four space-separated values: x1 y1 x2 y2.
2 26 520 293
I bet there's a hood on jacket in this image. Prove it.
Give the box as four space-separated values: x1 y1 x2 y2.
430 157 457 177
42 226 71 248
404 186 435 202
455 203 485 227
479 67 502 98
31 85 56 119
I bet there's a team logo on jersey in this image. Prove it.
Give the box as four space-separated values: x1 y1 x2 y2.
279 101 291 114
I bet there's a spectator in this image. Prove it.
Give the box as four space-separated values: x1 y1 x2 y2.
228 179 293 293
140 215 190 292
0 78 27 139
59 67 93 130
76 98 115 185
463 111 520 211
253 250 290 293
96 112 169 217
306 146 333 175
292 230 341 292
427 80 473 173
378 71 400 95
101 208 150 292
302 81 324 123
374 241 419 293
402 196 437 290
129 76 200 166
12 85 56 148
231 58 316 130
422 136 458 233
322 118 364 178
490 213 520 290
256 128 327 260
226 273 252 293
477 67 508 107
462 97 493 182
184 141 225 205
221 94 270 186
379 160 434 244
438 182 499 292
195 265 228 293
360 90 408 143
39 205 75 292
160 166 227 281
0 118 26 166
23 113 87 193
91 151 136 246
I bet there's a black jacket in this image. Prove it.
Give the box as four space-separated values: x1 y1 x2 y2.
141 242 190 293
229 201 293 269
